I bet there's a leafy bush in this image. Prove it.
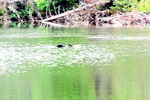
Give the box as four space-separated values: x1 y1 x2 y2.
9 5 30 20
110 0 138 12
5 0 79 21
0 8 5 16
33 0 79 14
136 0 150 13
110 0 150 13
34 0 49 11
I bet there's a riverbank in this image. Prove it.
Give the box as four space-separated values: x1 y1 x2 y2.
98 11 150 26
41 2 150 27
0 0 150 27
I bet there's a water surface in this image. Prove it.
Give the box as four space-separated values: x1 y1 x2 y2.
1 27 150 100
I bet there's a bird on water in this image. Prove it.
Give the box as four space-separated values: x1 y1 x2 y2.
57 44 81 48
68 44 73 47
57 44 65 48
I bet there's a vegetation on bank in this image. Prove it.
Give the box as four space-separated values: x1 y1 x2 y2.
0 0 150 23
0 0 79 21
111 0 150 13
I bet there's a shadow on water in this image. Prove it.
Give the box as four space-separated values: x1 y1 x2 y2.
1 26 150 100
0 21 43 28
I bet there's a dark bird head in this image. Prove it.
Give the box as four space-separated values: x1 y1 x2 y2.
68 44 73 47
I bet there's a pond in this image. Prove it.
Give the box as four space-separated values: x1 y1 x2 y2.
1 26 150 100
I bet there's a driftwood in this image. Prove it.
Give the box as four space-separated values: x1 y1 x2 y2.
41 0 150 27
2 0 150 27
42 21 67 28
42 1 110 22
98 11 150 26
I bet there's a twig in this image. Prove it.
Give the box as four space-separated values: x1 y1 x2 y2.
53 2 57 15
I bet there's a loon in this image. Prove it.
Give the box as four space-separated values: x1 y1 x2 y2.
57 44 65 48
57 44 81 48
68 44 81 48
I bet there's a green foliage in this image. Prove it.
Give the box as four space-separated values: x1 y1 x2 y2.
9 13 16 18
33 0 79 14
18 6 30 16
0 8 5 16
136 0 150 12
7 0 79 21
34 0 49 11
110 0 150 13
9 5 30 19
110 0 138 12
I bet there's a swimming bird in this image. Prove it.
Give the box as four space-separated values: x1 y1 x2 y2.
68 44 73 47
57 44 81 48
68 44 81 48
57 44 65 48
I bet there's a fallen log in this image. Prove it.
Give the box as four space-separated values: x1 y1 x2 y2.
42 1 110 22
41 21 67 28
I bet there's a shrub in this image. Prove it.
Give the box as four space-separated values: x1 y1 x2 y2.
110 0 150 13
110 0 138 12
136 0 150 13
0 8 5 16
34 0 49 11
33 0 79 14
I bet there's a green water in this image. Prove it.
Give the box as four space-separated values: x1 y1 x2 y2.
1 27 150 100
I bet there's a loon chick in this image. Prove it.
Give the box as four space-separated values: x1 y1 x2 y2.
57 44 65 48
68 44 73 47
68 44 81 48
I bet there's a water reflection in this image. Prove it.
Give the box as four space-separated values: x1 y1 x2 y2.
1 27 150 100
0 21 42 28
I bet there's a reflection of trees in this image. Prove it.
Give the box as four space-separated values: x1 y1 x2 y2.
93 66 112 100
2 21 41 28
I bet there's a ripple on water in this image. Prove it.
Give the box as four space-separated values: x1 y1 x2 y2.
0 43 115 75
89 36 150 41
